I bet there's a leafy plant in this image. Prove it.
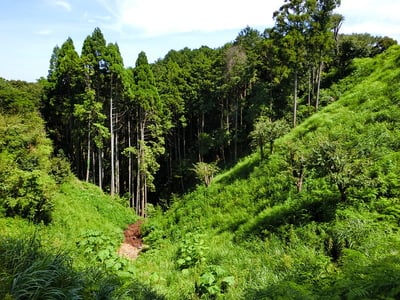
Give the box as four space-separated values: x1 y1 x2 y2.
176 232 208 270
196 265 235 299
76 230 132 274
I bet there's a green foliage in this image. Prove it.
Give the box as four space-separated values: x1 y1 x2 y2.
1 170 55 224
0 111 56 223
249 116 289 159
49 151 73 184
76 230 134 275
196 265 235 299
2 15 400 300
134 46 400 299
0 78 42 114
176 232 207 270
192 161 220 187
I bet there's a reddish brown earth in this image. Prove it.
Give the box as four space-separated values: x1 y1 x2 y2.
117 220 144 260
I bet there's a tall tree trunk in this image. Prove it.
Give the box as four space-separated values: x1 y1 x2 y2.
136 157 140 215
315 62 323 111
293 71 298 128
98 148 103 189
136 118 140 215
128 119 133 208
141 173 146 217
85 123 91 182
110 76 115 196
92 150 96 184
139 119 146 217
115 125 120 195
308 69 312 115
234 95 238 162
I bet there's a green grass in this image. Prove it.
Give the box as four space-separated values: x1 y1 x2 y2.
135 46 400 299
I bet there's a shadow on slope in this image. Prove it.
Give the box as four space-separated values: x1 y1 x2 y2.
235 194 338 240
214 154 260 185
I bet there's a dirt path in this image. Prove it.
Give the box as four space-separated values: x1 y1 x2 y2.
117 220 143 260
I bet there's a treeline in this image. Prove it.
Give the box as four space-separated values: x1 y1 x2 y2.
41 0 396 214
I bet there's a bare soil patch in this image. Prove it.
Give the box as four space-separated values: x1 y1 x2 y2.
117 220 143 260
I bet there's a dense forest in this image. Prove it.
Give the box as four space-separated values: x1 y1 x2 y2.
1 0 400 298
39 0 396 215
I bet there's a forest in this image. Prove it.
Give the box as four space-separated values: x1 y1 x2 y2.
39 0 396 215
1 0 400 298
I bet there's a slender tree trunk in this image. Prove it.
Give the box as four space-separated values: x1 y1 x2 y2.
98 148 103 190
293 72 298 128
110 76 115 196
92 150 96 184
141 173 146 217
139 120 146 217
234 94 238 162
308 69 312 115
135 117 140 215
128 119 133 208
115 126 120 195
315 62 323 111
136 154 140 215
85 123 91 182
296 168 304 193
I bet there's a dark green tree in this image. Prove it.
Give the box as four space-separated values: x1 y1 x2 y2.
129 51 169 216
43 38 83 162
80 28 108 188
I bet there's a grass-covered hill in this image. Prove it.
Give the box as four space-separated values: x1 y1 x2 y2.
134 46 400 299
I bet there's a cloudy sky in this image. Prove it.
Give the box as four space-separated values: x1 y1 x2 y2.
0 0 399 82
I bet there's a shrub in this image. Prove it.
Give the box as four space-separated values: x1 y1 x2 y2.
1 169 55 224
50 151 72 184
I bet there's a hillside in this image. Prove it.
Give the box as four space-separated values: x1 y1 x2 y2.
134 46 400 299
1 45 400 299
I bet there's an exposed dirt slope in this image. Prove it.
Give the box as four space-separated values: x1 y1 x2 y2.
118 220 143 260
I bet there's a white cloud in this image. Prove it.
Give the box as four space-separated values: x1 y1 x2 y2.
337 0 400 40
99 0 280 36
55 0 72 12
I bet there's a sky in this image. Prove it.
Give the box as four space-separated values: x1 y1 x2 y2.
0 0 399 82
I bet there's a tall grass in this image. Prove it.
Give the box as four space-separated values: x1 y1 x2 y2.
0 236 83 299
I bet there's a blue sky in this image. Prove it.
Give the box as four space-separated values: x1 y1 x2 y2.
1 0 399 82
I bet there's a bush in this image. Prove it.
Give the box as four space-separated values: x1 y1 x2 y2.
50 151 73 184
0 113 56 223
1 170 55 224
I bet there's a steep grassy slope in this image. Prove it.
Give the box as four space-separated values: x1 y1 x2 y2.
136 46 400 299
